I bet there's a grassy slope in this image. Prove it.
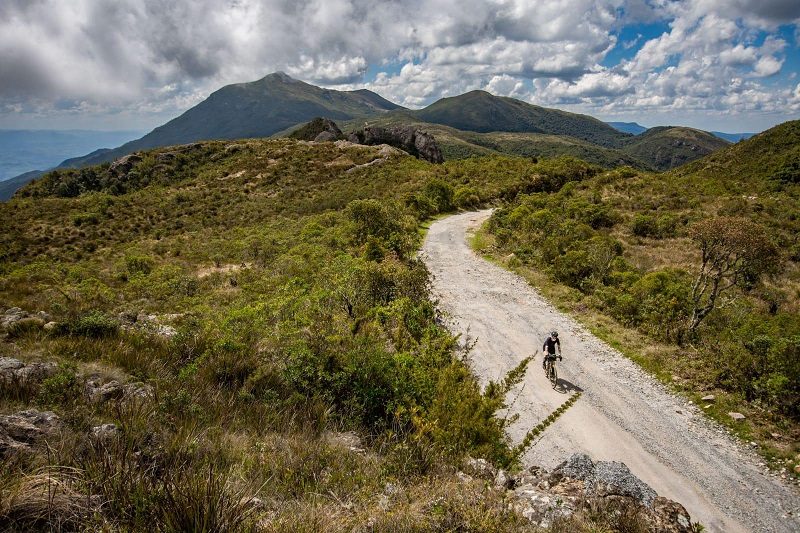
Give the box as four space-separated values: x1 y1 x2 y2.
413 91 630 148
621 126 730 171
478 122 800 471
334 114 651 169
0 141 535 530
55 73 402 170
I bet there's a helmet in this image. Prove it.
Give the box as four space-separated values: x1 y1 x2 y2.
551 331 558 338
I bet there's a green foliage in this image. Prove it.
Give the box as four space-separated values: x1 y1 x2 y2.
453 186 481 209
484 125 800 426
631 213 678 238
37 363 81 406
56 311 119 339
125 254 155 276
423 179 455 212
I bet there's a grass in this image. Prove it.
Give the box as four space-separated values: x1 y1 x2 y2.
470 138 800 474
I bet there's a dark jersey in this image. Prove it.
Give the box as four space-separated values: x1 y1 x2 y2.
543 336 560 354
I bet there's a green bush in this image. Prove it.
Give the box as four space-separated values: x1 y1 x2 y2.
631 214 657 237
125 254 155 276
423 179 455 212
38 363 81 406
454 186 481 209
58 311 119 338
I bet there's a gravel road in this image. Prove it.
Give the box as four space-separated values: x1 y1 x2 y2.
421 210 800 533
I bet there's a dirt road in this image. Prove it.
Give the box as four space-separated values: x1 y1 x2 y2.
421 210 799 533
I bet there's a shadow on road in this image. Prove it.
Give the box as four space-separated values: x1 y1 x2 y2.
555 378 583 394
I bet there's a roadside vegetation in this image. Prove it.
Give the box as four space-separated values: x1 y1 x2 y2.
0 139 664 530
476 121 800 473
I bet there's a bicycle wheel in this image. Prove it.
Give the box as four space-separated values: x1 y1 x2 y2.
549 364 558 387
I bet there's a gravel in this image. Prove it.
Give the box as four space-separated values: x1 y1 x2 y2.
421 210 800 533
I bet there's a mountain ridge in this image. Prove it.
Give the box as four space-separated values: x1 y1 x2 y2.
3 73 739 199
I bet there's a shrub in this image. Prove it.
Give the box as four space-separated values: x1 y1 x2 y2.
631 214 658 237
454 186 481 209
38 363 81 406
423 179 455 212
125 255 154 276
58 311 119 338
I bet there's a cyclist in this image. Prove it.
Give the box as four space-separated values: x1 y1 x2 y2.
542 330 562 370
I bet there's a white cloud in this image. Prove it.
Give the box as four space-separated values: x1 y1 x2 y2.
0 0 798 129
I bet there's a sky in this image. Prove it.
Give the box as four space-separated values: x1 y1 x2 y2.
1 0 799 133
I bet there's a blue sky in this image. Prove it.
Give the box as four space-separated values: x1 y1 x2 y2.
1 0 799 133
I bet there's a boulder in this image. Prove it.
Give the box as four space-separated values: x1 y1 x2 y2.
91 423 120 442
463 456 497 479
360 125 444 163
506 454 694 531
495 468 514 489
651 496 694 532
0 356 57 385
0 409 61 458
553 453 657 507
109 154 143 176
290 117 343 141
728 412 746 421
701 394 715 402
314 130 339 142
85 379 124 403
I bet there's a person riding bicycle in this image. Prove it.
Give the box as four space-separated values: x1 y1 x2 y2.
542 331 562 369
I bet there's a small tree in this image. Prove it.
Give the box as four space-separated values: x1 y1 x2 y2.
687 217 780 335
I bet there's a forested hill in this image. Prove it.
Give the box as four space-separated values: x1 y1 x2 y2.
54 73 402 170
673 119 800 186
413 90 630 148
621 126 730 171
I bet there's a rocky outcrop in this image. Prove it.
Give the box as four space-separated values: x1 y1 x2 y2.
289 118 444 163
289 117 344 142
118 311 179 338
0 409 61 458
1 307 53 337
0 357 57 385
108 154 143 176
357 125 444 164
84 376 153 404
461 453 693 532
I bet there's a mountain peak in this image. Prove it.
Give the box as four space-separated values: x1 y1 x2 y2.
261 71 299 83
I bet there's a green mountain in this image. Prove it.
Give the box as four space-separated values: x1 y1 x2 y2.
412 90 631 148
56 72 402 169
606 121 647 135
674 120 800 184
335 115 647 168
620 126 729 171
2 76 733 200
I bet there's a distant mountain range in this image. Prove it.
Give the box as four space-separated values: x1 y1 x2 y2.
0 129 143 183
2 72 748 199
606 121 755 143
606 122 648 135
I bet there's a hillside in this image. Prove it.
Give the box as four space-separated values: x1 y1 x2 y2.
478 121 800 470
0 170 42 201
620 126 730 171
334 116 649 168
1 79 734 200
413 90 630 148
53 73 401 170
0 137 707 530
607 121 647 135
673 120 800 186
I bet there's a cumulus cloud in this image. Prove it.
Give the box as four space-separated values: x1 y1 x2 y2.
0 0 798 129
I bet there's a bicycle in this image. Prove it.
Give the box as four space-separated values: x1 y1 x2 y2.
544 355 561 388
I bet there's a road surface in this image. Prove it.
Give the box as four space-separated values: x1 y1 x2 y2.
421 210 799 533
